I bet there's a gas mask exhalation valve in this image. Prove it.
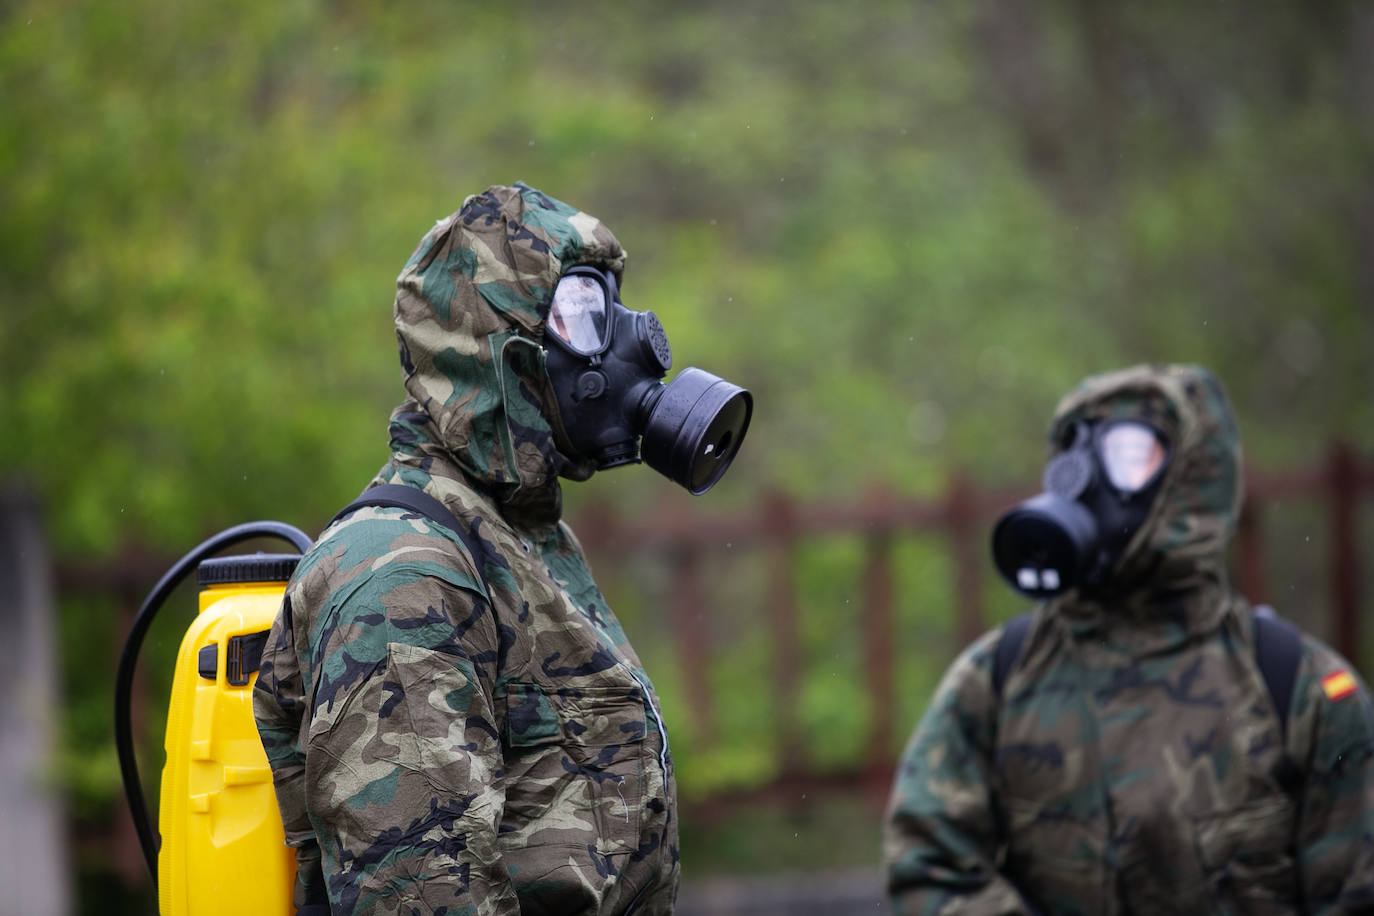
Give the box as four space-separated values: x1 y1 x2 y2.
544 266 753 494
991 420 1167 598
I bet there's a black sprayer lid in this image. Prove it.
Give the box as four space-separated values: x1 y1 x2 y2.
197 553 301 587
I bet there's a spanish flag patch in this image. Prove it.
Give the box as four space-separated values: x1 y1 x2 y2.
1322 670 1357 701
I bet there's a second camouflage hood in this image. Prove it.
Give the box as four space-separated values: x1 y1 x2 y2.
388 183 626 524
1045 363 1244 629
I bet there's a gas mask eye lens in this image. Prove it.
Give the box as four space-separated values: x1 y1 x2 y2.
550 274 609 354
1099 422 1167 492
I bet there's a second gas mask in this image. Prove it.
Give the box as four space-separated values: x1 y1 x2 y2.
992 420 1169 598
542 265 752 494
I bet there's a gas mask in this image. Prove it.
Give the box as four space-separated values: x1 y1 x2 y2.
992 420 1169 598
542 265 753 494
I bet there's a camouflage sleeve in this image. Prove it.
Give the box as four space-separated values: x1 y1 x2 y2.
304 566 519 915
883 629 1037 916
255 596 330 911
1288 640 1374 911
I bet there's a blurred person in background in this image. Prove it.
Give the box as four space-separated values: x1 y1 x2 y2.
254 183 751 915
883 363 1374 914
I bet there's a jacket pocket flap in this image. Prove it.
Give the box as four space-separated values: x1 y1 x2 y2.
503 683 646 748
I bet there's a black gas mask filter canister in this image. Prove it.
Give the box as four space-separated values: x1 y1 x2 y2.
991 419 1169 598
543 265 753 494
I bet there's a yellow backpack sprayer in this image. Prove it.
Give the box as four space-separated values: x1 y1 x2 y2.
116 488 471 914
115 521 310 916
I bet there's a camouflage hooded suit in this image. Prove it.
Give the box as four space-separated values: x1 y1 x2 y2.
254 185 679 915
884 365 1374 914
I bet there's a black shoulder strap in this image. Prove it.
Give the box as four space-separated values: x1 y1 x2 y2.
328 483 464 536
327 482 497 602
993 612 1033 697
1253 607 1302 737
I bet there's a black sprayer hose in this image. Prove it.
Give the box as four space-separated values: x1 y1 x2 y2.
114 520 313 885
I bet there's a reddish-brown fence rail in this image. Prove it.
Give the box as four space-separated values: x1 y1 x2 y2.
56 442 1374 826
569 441 1374 809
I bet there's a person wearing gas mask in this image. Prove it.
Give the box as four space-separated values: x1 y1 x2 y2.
883 364 1374 914
254 183 751 915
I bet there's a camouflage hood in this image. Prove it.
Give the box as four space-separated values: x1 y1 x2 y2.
388 184 626 526
1046 363 1244 633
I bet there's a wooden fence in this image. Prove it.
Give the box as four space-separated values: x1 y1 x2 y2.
570 441 1374 808
55 442 1374 834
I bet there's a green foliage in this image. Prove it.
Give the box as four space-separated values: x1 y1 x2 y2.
7 0 1370 551
5 0 1373 888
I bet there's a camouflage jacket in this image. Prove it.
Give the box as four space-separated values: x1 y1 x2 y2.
254 185 679 915
884 365 1374 915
